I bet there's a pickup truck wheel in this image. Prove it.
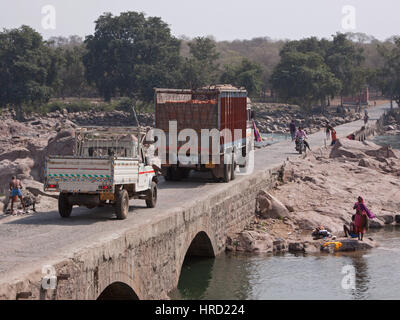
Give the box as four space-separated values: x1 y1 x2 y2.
115 189 129 220
223 163 232 183
58 193 72 218
146 182 157 208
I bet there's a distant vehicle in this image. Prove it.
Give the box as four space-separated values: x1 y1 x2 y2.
295 137 307 154
155 85 254 182
44 127 158 219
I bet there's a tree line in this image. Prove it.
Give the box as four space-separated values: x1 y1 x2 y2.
0 11 399 119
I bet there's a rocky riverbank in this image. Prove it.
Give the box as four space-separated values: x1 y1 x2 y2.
227 138 400 254
380 109 400 136
251 103 362 134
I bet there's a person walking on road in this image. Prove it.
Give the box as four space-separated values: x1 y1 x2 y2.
364 110 369 125
9 176 26 214
326 125 338 146
289 120 296 141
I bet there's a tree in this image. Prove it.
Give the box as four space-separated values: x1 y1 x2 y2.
376 37 400 108
179 37 220 88
83 12 181 102
271 51 341 111
0 25 58 119
326 33 366 104
48 36 96 98
220 59 263 96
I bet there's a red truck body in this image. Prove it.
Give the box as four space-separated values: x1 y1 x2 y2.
154 86 253 182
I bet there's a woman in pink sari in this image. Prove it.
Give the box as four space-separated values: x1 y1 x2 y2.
353 196 375 241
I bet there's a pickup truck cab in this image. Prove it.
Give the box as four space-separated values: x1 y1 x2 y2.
44 127 158 219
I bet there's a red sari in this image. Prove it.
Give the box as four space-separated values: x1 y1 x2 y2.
354 203 369 234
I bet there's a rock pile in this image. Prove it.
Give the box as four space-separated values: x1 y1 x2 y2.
252 103 362 134
228 138 400 254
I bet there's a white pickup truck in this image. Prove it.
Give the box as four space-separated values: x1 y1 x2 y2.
44 127 158 219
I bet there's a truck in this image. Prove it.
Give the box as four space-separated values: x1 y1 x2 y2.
154 85 254 182
44 127 158 219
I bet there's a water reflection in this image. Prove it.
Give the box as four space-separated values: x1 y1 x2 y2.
349 254 370 299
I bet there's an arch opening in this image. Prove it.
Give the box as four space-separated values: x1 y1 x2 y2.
170 231 216 299
184 231 215 261
97 281 139 300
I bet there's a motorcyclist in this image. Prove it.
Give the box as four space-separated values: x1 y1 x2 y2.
295 127 311 151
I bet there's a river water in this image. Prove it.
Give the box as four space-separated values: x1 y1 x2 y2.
170 134 400 300
170 227 400 300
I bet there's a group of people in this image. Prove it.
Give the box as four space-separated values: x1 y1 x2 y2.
312 197 375 242
289 120 338 151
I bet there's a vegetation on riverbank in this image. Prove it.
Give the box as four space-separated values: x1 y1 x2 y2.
1 11 400 119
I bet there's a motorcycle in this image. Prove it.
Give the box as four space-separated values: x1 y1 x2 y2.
295 137 307 154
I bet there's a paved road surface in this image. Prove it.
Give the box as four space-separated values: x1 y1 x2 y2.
0 104 390 283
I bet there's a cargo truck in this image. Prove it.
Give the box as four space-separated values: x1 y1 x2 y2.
154 85 254 182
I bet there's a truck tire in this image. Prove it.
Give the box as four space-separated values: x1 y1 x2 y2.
115 189 129 220
223 163 232 183
164 167 173 181
58 193 72 218
146 182 157 208
231 160 236 180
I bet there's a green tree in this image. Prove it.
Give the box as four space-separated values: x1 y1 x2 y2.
271 51 341 111
83 11 181 102
376 37 400 108
179 37 220 88
49 36 96 98
326 33 366 104
220 59 263 96
0 25 58 119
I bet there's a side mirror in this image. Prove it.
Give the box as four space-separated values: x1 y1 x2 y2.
251 110 256 119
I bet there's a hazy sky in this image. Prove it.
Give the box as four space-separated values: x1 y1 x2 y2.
0 0 398 41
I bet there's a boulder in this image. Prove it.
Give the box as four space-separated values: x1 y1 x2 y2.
378 214 394 225
358 158 381 170
329 139 381 160
36 129 75 181
321 238 376 252
273 238 287 252
257 190 290 219
365 146 398 159
226 230 274 253
369 218 385 228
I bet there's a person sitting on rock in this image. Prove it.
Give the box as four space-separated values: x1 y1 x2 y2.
9 176 26 214
343 215 358 238
312 225 332 240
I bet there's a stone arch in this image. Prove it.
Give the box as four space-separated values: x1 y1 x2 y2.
184 231 216 259
173 231 217 298
97 281 139 300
